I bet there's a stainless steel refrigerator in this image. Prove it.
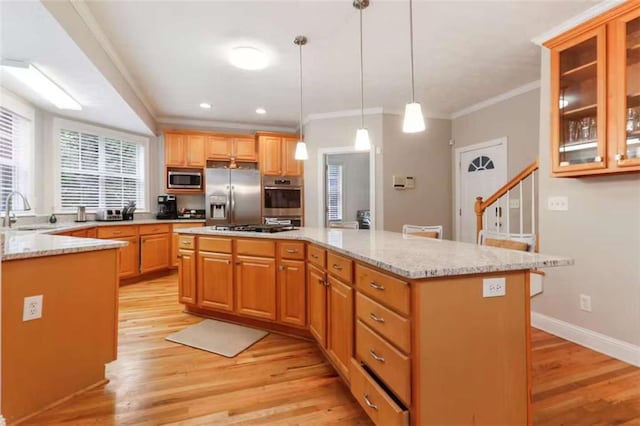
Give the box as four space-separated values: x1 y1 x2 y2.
206 164 261 226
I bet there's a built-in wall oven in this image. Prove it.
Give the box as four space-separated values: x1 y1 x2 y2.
263 176 303 219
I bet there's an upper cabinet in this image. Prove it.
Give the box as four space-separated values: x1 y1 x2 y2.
257 133 303 176
165 132 205 168
546 2 640 177
205 135 257 162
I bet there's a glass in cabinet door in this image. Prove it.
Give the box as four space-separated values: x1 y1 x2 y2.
624 15 640 161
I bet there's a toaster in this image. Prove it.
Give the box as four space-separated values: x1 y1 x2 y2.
95 208 123 221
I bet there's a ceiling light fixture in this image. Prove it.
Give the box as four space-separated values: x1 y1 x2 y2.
402 0 426 133
229 46 268 70
353 0 371 151
200 102 212 109
1 61 81 110
294 35 309 161
256 107 267 114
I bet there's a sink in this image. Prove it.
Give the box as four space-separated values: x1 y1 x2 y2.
14 224 59 231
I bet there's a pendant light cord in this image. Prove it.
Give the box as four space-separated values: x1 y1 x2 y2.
299 42 303 140
359 4 364 129
409 0 415 103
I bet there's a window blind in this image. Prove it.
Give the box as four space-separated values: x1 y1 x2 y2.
326 164 343 221
58 126 146 211
0 107 31 211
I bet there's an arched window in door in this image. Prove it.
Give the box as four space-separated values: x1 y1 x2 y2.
468 155 495 172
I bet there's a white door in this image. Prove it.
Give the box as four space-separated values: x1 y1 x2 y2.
456 139 507 243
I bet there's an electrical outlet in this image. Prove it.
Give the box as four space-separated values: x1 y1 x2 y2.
547 196 569 211
509 199 520 209
579 294 592 312
23 295 43 321
483 278 506 298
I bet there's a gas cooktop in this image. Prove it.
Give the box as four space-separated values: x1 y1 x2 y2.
212 224 296 233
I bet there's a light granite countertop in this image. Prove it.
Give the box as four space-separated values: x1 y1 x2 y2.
176 226 574 279
1 219 205 261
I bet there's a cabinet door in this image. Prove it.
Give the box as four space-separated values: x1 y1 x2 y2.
198 252 234 312
307 263 327 347
206 135 232 160
178 249 196 304
327 275 353 380
165 133 186 167
235 255 276 320
259 136 282 175
612 8 640 169
171 232 180 268
186 134 205 167
117 235 139 278
140 234 170 274
278 259 306 327
550 26 607 176
233 137 258 162
282 137 303 176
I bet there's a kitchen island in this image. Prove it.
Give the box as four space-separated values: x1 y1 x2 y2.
1 231 126 424
175 227 572 425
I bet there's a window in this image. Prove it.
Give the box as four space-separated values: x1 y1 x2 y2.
0 106 33 211
326 163 343 221
468 155 495 172
56 120 147 212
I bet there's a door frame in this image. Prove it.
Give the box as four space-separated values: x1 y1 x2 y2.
454 137 508 241
317 146 376 229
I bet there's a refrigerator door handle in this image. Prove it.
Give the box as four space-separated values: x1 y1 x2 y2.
230 185 236 223
226 185 231 222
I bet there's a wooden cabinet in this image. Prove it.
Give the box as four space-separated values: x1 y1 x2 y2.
546 2 640 176
277 259 306 327
140 233 170 274
178 249 196 304
164 132 205 168
307 263 327 347
206 135 257 162
233 137 258 161
118 235 139 278
257 133 303 176
171 224 203 267
198 252 234 312
235 255 277 320
206 135 231 161
327 275 353 380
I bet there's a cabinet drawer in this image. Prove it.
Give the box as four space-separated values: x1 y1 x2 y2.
178 235 196 250
97 225 137 239
350 359 409 426
356 265 410 316
199 237 232 253
356 320 411 406
307 245 326 268
278 241 305 260
327 251 353 284
139 224 171 235
236 239 275 257
356 293 410 354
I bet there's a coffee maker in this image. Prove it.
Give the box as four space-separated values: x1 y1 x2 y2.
156 195 178 219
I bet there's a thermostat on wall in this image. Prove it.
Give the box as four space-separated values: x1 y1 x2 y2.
393 175 415 190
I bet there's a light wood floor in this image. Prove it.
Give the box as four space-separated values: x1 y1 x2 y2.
25 273 640 425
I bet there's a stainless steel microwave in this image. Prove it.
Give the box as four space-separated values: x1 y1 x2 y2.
167 170 203 189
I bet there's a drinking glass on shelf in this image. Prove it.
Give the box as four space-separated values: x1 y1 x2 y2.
580 117 592 141
589 117 597 140
568 120 579 143
627 108 637 133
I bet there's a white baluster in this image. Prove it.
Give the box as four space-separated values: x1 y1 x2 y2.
531 171 536 235
519 180 523 234
506 190 510 234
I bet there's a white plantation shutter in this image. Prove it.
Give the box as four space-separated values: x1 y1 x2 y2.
0 106 32 211
326 164 343 221
58 123 146 211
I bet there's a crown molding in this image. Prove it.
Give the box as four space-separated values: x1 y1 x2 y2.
530 0 626 46
157 116 296 134
304 107 385 125
450 80 541 120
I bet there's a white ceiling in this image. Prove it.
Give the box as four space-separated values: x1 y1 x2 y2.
0 1 153 135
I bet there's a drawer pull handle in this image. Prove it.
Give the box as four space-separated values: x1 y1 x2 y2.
311 254 319 259
182 241 192 245
332 264 343 271
369 281 385 291
363 394 378 411
113 231 121 235
369 349 385 363
278 265 286 271
285 249 298 254
226 260 231 265
369 312 385 323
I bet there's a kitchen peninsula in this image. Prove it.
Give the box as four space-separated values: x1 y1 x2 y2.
175 226 572 425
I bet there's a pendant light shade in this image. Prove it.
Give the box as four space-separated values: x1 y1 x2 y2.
402 0 426 134
353 0 371 151
294 35 309 161
402 102 425 133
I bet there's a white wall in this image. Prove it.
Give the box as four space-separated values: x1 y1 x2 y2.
533 48 640 348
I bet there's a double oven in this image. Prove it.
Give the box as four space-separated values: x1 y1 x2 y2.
262 176 303 226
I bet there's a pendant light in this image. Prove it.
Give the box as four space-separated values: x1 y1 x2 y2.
354 0 371 151
402 0 426 133
294 35 309 160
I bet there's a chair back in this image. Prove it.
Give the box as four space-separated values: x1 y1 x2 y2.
478 230 536 252
328 221 359 230
402 224 443 239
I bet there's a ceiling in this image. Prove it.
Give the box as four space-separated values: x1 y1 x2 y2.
1 1 598 133
0 1 152 135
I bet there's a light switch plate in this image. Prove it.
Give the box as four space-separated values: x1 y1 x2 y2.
483 278 506 298
509 199 520 209
547 196 569 211
23 295 43 321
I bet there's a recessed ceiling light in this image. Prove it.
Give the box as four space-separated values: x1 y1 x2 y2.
256 108 266 114
229 47 268 70
200 102 212 109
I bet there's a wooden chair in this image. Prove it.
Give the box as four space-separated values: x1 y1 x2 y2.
402 224 443 239
328 221 359 230
478 230 536 252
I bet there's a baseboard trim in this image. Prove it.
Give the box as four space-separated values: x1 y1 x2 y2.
0 415 6 426
531 312 640 367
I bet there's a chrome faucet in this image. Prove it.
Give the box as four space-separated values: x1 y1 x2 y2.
3 191 31 228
